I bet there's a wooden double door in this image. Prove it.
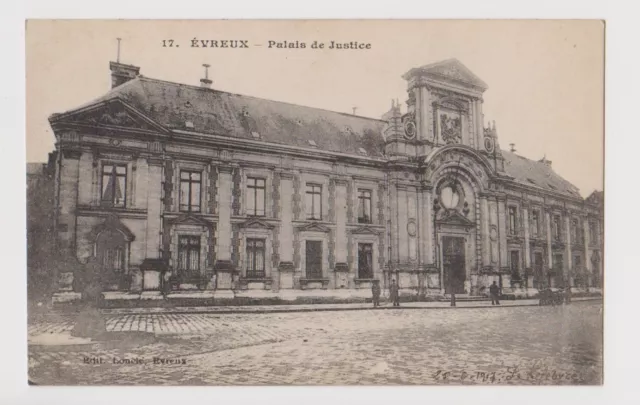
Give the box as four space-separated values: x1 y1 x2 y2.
442 236 466 294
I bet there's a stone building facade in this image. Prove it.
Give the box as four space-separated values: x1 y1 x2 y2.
47 58 603 302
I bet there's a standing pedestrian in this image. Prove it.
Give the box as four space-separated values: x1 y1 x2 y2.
371 280 381 307
489 281 501 305
390 279 400 307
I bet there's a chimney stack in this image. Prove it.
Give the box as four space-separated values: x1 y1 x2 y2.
109 38 140 88
200 64 212 88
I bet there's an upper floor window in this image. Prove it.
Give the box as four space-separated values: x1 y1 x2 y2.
357 189 372 224
306 184 322 220
553 215 562 241
508 206 518 235
180 170 201 212
246 177 266 217
571 218 579 244
177 235 200 274
531 210 540 237
589 220 599 244
101 164 127 208
246 238 266 278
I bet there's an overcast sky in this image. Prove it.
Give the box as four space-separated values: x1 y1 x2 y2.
26 20 604 197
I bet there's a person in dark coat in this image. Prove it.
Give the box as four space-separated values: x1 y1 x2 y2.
489 281 501 305
371 280 381 307
390 279 400 307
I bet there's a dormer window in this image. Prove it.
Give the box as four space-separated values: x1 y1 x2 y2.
308 140 317 148
185 121 194 129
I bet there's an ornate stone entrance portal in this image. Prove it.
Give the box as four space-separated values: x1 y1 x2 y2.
442 236 465 294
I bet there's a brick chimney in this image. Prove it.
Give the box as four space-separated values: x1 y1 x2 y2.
109 61 140 88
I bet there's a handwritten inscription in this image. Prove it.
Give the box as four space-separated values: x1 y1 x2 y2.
432 364 583 384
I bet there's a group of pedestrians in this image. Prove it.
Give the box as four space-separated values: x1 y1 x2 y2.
370 279 504 307
371 279 401 307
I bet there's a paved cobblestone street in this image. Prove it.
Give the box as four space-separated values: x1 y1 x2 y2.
28 301 602 385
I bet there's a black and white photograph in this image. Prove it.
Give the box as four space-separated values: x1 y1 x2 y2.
24 19 604 386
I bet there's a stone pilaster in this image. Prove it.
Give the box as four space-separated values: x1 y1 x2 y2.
565 214 573 286
480 196 490 267
58 148 82 256
214 165 236 289
497 196 508 268
583 216 591 286
334 178 348 267
278 172 294 267
545 211 553 283
145 157 163 259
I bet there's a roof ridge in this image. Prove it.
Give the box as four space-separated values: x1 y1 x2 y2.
136 75 386 124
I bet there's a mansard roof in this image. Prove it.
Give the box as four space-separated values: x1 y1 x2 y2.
501 150 582 198
62 76 386 158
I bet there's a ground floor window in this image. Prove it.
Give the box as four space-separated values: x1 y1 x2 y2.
246 238 266 278
510 250 521 282
357 243 373 279
305 240 323 278
178 235 200 276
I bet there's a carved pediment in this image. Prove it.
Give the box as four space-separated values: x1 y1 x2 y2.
238 218 275 230
350 226 382 236
436 209 475 227
168 214 212 227
91 214 135 242
296 222 331 233
419 59 488 90
51 99 169 134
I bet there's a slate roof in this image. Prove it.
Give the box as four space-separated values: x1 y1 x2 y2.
58 74 582 199
501 150 581 198
73 76 387 158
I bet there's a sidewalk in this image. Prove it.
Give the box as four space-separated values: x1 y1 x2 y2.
96 296 601 316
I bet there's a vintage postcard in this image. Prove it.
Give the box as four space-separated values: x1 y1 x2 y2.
26 19 604 385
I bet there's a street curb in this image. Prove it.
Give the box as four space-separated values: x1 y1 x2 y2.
94 297 602 316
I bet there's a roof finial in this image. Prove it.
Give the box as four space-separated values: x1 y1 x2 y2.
116 38 122 63
509 143 516 153
352 106 358 115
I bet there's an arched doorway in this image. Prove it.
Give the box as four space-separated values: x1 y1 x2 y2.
90 215 135 290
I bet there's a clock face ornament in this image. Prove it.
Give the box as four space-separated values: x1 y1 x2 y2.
484 137 495 153
403 120 417 140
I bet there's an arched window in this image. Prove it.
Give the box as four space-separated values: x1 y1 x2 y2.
96 230 126 273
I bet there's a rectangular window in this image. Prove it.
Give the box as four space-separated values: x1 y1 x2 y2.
553 215 562 241
357 189 372 224
305 184 322 220
177 235 200 274
246 239 266 278
179 170 201 212
553 253 564 272
570 218 579 244
357 243 374 279
508 206 518 235
510 251 520 272
246 177 266 217
589 221 599 244
305 240 323 278
101 164 127 207
531 210 540 237
574 255 582 269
